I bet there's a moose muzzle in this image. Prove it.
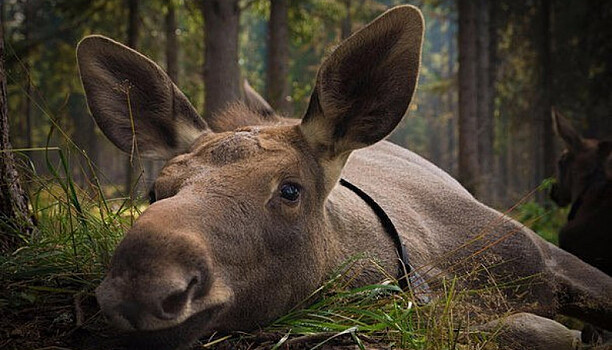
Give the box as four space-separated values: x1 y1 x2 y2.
95 200 225 332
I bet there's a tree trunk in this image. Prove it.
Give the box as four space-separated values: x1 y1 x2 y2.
166 1 178 83
458 0 481 197
488 0 500 206
536 0 554 203
446 23 456 177
125 0 140 196
24 0 32 154
128 0 139 49
266 0 291 115
0 11 34 250
476 0 493 205
341 0 352 40
143 0 180 185
201 0 241 123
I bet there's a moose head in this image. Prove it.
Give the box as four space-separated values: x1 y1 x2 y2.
550 109 612 208
77 6 423 348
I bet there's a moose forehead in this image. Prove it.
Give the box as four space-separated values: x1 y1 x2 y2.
154 124 320 193
195 129 264 165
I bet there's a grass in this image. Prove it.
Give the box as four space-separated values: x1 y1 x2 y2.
0 144 566 349
511 179 569 245
0 163 499 350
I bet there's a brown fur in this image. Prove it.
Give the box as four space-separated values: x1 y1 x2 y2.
550 109 612 276
77 6 612 350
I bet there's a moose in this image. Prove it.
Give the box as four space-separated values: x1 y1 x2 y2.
77 6 611 350
550 109 611 276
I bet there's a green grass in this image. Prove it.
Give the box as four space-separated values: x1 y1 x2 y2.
512 179 569 245
2 148 571 349
0 151 567 350
0 158 505 349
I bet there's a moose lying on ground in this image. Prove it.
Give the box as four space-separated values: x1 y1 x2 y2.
550 109 611 276
77 6 611 350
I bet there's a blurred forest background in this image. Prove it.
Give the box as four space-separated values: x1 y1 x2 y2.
0 0 611 348
1 0 611 210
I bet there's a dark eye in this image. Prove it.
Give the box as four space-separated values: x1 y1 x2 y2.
280 183 301 202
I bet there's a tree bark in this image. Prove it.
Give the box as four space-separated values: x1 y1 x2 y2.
488 0 500 206
446 22 456 177
24 0 32 154
341 0 352 40
266 0 291 115
0 11 34 250
127 0 139 49
166 1 178 83
458 0 481 196
201 0 241 123
535 0 554 203
476 0 493 205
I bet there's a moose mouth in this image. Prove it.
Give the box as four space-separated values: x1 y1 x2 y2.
115 305 224 350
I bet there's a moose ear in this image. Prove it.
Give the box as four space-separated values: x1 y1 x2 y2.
552 108 584 152
243 80 275 117
205 80 280 131
77 35 209 160
300 5 423 161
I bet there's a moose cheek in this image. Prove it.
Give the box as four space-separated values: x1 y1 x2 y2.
263 199 305 252
266 195 301 219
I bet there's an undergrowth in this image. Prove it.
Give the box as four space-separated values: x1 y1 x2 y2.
0 147 562 350
512 179 568 245
0 159 504 349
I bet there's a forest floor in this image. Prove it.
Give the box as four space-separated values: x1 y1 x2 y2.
1 275 479 350
0 175 571 350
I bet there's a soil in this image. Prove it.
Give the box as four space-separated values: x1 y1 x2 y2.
0 295 385 350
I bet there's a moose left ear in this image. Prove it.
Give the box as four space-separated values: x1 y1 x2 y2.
300 5 423 161
77 35 209 160
243 80 275 117
552 108 584 152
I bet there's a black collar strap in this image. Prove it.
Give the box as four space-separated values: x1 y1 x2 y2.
339 178 430 304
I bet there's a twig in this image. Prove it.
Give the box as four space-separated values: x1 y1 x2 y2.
73 293 84 327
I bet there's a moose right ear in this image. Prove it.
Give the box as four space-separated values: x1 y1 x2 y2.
299 5 423 188
552 108 584 152
77 35 209 160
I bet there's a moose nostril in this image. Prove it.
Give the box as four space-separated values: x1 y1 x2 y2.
160 276 199 317
118 300 144 329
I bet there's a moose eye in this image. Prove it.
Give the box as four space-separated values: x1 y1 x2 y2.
280 183 301 202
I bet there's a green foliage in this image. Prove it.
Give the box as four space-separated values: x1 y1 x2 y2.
514 201 568 245
513 179 569 245
200 257 502 349
1 166 504 348
0 146 137 310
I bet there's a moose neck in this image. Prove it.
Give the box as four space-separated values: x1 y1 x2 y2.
322 180 400 287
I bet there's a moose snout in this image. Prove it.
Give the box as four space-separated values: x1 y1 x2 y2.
102 271 205 330
96 215 215 331
549 183 570 207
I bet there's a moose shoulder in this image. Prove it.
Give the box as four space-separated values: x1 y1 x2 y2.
551 109 612 276
77 6 612 350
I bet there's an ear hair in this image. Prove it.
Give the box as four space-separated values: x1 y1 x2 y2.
297 5 424 193
552 107 584 152
300 5 424 159
243 80 275 117
77 35 209 160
